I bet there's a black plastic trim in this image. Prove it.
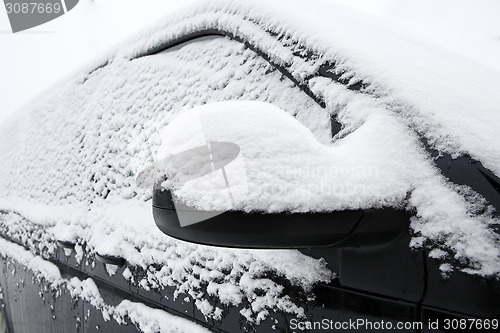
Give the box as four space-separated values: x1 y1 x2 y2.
153 205 363 249
95 253 126 266
153 189 408 249
56 240 75 249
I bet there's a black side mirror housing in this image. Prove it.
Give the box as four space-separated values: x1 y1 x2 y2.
153 188 408 249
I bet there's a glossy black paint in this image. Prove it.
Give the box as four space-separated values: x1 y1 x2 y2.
422 256 500 318
301 210 425 303
0 258 83 333
424 138 500 218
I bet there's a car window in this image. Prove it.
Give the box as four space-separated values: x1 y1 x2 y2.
0 34 336 332
0 35 330 205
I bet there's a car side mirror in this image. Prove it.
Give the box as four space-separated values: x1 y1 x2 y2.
141 101 409 249
149 140 407 249
153 187 408 249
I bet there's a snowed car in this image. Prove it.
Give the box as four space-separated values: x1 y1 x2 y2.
1 1 500 332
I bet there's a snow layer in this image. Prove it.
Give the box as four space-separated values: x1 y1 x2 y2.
115 300 211 333
158 101 419 212
0 237 62 284
0 1 498 321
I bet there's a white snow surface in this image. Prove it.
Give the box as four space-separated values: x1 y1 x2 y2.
0 237 62 284
0 2 498 322
158 101 418 212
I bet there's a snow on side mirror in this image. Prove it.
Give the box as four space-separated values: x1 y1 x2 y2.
138 101 408 248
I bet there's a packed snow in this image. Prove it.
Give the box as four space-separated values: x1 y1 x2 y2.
0 2 499 331
157 100 420 212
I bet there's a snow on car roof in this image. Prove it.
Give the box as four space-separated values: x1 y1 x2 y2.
123 0 500 175
0 0 499 325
